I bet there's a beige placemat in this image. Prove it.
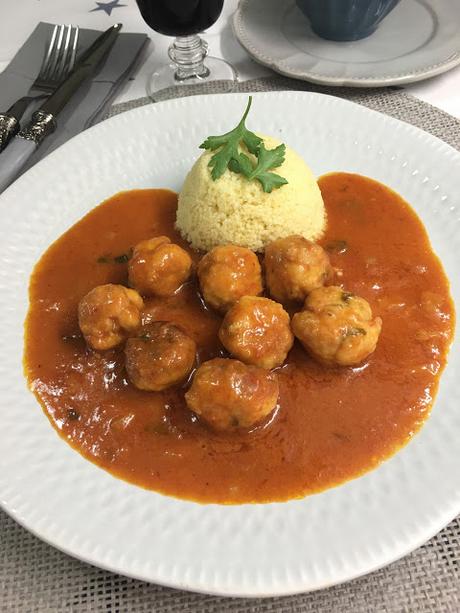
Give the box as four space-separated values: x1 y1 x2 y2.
1 76 459 612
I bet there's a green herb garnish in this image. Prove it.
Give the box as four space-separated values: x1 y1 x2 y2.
341 291 354 303
200 96 288 193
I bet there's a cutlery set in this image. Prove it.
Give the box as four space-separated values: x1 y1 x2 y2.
0 23 122 193
0 24 80 153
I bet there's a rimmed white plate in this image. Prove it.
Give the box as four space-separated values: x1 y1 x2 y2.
0 92 459 597
233 0 460 87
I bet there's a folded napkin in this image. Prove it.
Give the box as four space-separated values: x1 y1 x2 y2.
0 22 148 165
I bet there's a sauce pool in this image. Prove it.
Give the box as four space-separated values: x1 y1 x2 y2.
24 173 455 503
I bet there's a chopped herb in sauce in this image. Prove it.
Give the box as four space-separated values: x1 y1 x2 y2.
61 333 82 342
325 239 348 254
333 432 350 442
341 291 354 303
114 249 132 264
97 247 133 265
145 421 170 435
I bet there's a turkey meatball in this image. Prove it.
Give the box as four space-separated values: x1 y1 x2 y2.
125 322 196 391
78 284 143 351
198 244 263 313
265 235 332 303
219 296 293 369
185 358 279 431
128 236 192 297
291 286 382 366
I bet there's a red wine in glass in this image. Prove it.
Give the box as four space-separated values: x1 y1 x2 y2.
135 0 236 101
136 0 224 37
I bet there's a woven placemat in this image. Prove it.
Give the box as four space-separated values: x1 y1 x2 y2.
1 76 459 612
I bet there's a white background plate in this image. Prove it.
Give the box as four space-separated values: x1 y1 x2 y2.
0 92 459 597
233 0 460 87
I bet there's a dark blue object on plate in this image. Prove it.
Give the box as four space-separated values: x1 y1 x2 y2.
296 0 401 41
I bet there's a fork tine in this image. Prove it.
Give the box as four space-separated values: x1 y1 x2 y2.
39 24 59 80
61 25 79 78
55 25 73 82
69 26 80 73
32 23 80 94
44 24 65 82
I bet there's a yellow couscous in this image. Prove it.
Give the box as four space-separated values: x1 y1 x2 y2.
176 135 326 252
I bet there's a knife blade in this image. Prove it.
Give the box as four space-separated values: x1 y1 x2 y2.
0 23 122 194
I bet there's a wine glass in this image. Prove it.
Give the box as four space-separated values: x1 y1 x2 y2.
135 0 237 101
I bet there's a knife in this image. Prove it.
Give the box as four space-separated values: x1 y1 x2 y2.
0 23 122 194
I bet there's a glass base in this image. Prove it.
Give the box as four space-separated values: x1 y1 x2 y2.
147 56 237 102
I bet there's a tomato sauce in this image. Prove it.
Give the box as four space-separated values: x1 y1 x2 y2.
24 173 455 503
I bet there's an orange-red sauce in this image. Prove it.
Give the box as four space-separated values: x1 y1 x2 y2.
24 173 455 503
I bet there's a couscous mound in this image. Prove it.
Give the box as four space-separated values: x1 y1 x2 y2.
176 135 326 252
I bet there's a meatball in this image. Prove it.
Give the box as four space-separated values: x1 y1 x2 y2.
219 296 294 369
185 358 279 431
197 244 263 313
78 284 143 351
265 235 332 303
125 322 196 391
291 286 382 366
128 236 192 297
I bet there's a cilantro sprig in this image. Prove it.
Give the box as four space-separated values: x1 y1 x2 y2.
199 97 288 193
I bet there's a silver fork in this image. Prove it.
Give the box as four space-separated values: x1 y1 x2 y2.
0 24 79 152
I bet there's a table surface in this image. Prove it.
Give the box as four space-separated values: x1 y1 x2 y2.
0 0 460 117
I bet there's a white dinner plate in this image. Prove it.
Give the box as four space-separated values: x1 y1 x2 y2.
233 0 460 87
0 92 459 597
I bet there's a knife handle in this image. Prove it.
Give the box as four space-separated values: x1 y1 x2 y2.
0 110 56 194
0 114 19 153
0 138 36 193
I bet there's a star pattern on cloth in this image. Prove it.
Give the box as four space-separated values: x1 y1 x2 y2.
90 0 127 16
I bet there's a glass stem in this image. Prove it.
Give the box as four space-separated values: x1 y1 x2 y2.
168 35 210 82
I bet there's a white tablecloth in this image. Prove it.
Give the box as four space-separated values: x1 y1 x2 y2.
1 0 459 117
